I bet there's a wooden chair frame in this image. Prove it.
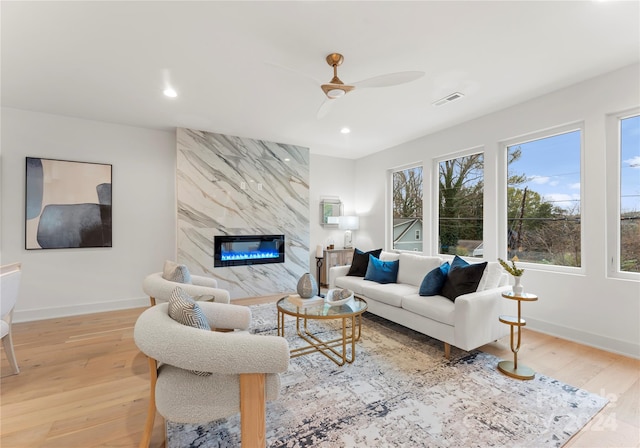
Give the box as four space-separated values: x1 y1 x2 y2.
139 357 267 448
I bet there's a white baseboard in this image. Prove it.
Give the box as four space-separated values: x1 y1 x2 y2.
13 296 150 323
527 317 640 360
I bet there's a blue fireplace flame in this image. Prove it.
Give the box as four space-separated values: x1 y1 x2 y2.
221 250 280 261
214 234 285 267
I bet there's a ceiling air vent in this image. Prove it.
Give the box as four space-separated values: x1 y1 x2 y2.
432 92 465 107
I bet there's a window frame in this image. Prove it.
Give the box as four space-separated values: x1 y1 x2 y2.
499 122 585 274
389 162 425 253
606 107 640 280
432 146 485 260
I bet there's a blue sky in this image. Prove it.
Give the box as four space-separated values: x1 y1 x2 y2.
621 114 640 213
508 118 640 213
508 130 582 212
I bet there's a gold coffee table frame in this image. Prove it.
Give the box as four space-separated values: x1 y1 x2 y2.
276 297 368 366
498 291 538 380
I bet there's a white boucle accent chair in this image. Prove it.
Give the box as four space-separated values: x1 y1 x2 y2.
134 302 290 448
143 272 231 306
1 262 22 376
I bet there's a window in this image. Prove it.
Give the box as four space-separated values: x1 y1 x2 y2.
392 166 423 252
438 152 483 257
619 114 640 273
506 127 582 267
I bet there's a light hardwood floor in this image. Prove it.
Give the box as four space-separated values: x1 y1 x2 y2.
1 296 638 447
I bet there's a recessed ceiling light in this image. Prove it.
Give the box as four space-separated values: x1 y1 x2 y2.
340 127 351 134
163 87 177 98
284 158 290 162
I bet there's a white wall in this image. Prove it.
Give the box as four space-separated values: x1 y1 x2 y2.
1 108 177 321
354 63 640 358
309 154 357 271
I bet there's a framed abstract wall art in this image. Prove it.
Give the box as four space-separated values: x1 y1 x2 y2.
25 157 112 250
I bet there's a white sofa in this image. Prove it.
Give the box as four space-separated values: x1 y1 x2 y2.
329 251 514 357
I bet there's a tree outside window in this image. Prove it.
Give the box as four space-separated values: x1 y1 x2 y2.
438 153 484 257
392 167 423 252
620 114 640 273
507 130 581 266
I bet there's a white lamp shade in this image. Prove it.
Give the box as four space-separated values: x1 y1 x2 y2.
339 216 359 230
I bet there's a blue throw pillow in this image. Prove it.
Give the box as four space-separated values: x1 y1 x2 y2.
419 262 450 296
364 254 399 284
450 255 469 270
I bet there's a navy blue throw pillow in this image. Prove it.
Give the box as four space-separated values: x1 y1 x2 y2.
347 248 382 277
364 254 399 284
419 262 450 296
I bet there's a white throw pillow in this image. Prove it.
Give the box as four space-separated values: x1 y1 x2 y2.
478 262 503 291
162 260 179 279
162 260 192 284
397 253 443 287
379 251 400 261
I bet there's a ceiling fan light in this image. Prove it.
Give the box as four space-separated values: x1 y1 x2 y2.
163 87 177 98
327 88 346 99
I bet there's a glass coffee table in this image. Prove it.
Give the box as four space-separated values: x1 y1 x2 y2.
276 296 368 366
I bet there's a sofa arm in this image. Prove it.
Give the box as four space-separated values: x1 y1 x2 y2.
453 285 514 351
329 265 351 288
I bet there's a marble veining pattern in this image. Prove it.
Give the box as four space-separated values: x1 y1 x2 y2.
177 128 310 298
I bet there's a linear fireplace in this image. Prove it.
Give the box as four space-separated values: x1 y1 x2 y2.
214 234 285 268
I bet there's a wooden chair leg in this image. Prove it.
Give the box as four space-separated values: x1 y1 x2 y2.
149 296 156 306
2 330 20 375
240 373 266 448
140 357 158 448
444 342 450 359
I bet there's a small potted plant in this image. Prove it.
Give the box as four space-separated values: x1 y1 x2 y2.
498 256 525 295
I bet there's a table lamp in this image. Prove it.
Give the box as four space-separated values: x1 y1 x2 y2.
339 216 359 249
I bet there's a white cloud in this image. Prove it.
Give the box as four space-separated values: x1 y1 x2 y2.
625 156 640 168
528 175 550 184
544 193 580 211
569 182 581 190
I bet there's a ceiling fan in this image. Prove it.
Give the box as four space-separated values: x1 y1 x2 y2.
317 53 424 118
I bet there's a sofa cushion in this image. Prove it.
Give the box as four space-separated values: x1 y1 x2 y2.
441 261 488 301
334 276 376 296
419 262 450 296
362 282 419 307
167 287 212 376
397 253 443 286
347 248 382 277
364 255 399 284
477 261 503 291
401 294 455 326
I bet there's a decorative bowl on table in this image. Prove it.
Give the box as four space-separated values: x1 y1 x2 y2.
325 288 354 306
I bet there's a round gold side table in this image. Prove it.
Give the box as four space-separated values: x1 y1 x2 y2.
497 291 538 380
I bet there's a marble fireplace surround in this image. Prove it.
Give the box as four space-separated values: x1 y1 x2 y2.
176 128 310 299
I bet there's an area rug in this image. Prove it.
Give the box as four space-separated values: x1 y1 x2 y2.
167 303 608 447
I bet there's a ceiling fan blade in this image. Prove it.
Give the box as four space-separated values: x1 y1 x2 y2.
353 71 425 89
316 99 335 119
